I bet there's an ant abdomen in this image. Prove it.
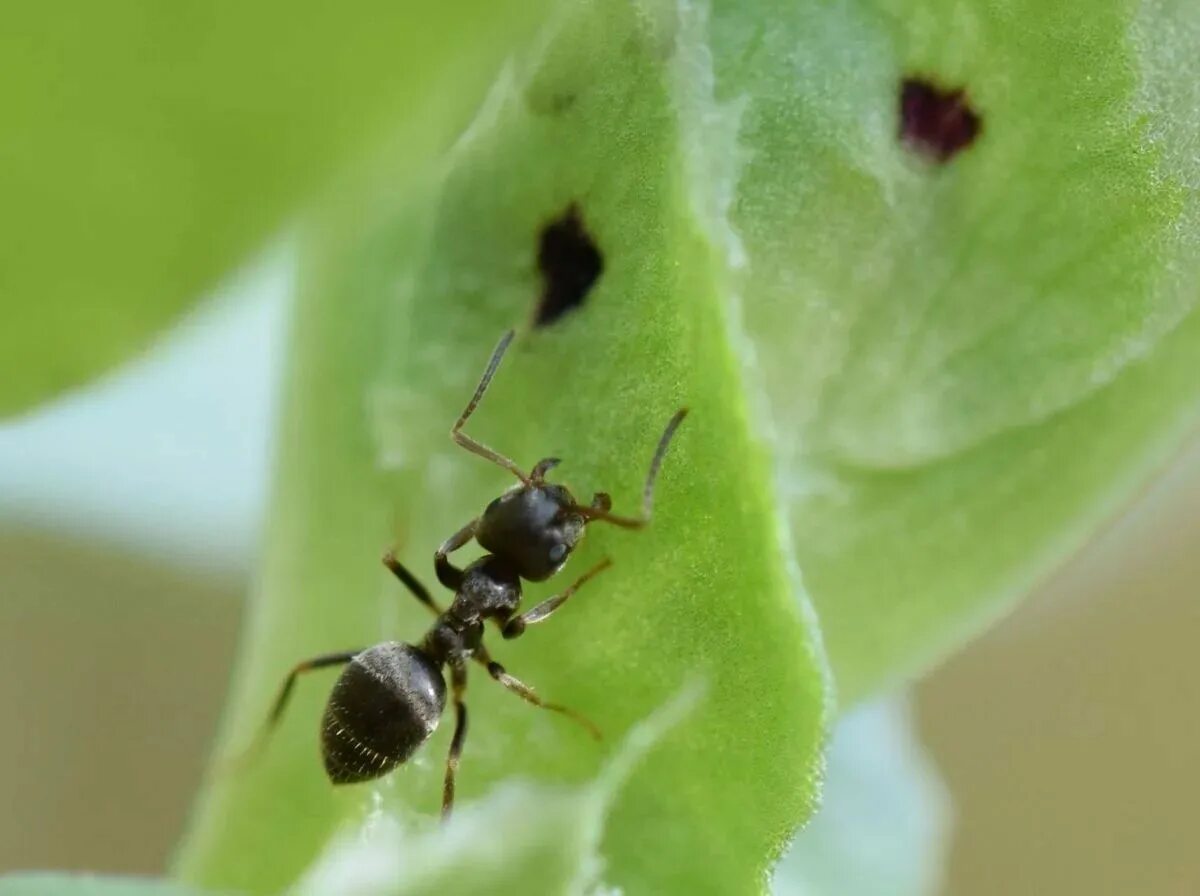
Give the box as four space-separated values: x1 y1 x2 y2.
320 643 446 784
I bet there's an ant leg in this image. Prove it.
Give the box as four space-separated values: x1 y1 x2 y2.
576 408 688 529
435 519 478 591
476 648 601 740
501 558 613 639
229 650 362 770
451 330 528 483
442 662 469 819
382 549 443 616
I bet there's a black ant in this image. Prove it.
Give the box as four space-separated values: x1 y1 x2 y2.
246 330 686 817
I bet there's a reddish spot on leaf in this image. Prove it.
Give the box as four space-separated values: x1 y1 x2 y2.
899 77 982 163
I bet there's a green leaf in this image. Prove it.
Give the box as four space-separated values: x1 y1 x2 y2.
0 875 215 896
299 787 600 896
773 696 950 896
175 5 832 894
293 685 701 896
701 0 1200 698
175 0 1200 889
0 0 556 416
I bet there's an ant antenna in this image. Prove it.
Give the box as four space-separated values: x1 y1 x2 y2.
451 329 529 483
577 407 688 529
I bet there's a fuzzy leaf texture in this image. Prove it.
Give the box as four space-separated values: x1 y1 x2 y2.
174 0 1200 894
747 0 1200 697
0 0 556 416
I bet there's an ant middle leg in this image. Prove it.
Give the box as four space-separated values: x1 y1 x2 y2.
476 648 601 740
383 549 443 617
501 557 613 639
442 662 469 818
576 407 688 529
451 329 528 483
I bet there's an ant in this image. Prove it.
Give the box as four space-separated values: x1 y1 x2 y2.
247 329 687 817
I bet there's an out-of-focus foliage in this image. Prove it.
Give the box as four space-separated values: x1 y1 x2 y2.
773 697 950 895
0 877 213 896
0 0 556 416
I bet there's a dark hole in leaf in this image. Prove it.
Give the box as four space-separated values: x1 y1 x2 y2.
899 77 982 163
525 88 578 117
533 204 603 328
541 92 578 115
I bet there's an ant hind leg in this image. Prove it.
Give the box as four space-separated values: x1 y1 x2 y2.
442 662 469 818
226 649 362 773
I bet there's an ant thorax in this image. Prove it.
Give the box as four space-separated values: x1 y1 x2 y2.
421 615 483 666
451 555 523 620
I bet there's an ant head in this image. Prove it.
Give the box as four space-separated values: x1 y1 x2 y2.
476 480 588 582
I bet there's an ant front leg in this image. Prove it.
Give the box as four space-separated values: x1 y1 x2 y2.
475 646 601 740
435 519 478 590
442 662 469 819
383 550 444 617
501 558 613 639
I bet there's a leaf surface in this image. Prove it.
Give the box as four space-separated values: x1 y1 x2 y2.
176 6 832 895
706 0 1200 697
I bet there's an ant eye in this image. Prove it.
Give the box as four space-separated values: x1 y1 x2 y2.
548 543 568 563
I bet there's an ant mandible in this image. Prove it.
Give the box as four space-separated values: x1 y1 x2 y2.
248 329 687 817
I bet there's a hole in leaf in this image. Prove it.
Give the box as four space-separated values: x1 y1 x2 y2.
899 77 982 163
533 204 603 328
529 91 578 116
